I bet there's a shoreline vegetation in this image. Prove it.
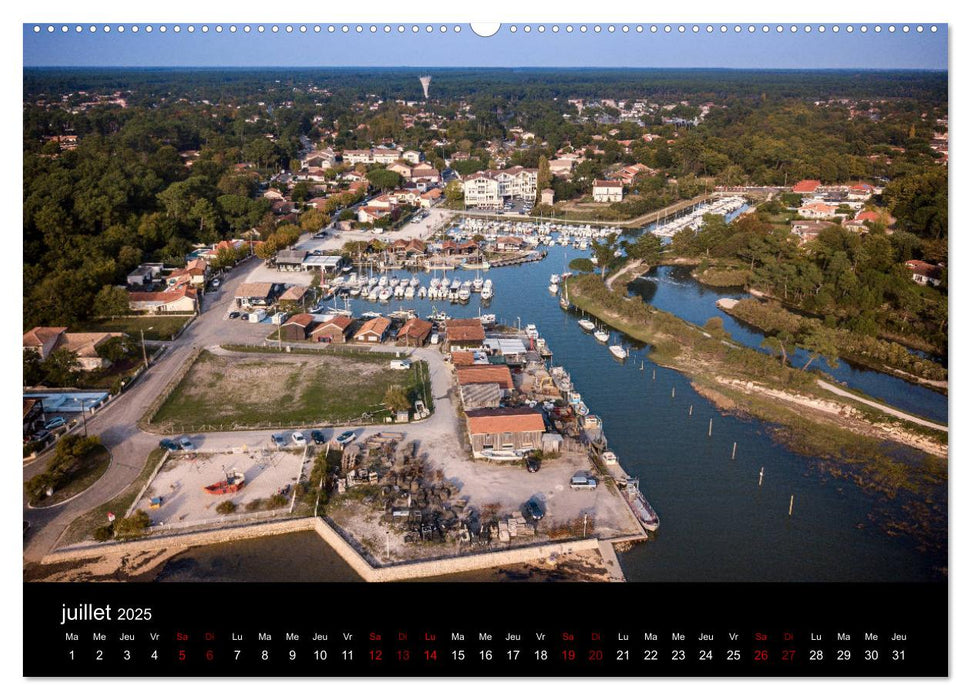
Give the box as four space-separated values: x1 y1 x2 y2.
564 273 946 548
720 297 947 391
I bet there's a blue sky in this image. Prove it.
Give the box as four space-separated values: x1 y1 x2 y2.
23 23 947 69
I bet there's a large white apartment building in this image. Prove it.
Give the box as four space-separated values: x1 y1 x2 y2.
342 146 403 166
461 166 538 207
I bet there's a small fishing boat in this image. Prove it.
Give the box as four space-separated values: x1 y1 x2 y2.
578 318 595 331
204 471 245 495
480 286 494 301
548 282 559 294
594 329 610 343
609 345 628 360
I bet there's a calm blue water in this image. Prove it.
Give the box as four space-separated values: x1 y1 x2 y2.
628 266 947 423
194 245 943 583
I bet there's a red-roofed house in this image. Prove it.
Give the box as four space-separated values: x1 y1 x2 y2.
796 201 839 220
445 319 485 349
905 260 944 287
129 285 199 314
310 315 353 343
354 316 392 343
465 407 546 458
456 364 515 392
396 317 434 347
279 313 316 342
792 179 822 194
23 327 124 371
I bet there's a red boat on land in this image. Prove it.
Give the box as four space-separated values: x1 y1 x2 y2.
203 471 245 495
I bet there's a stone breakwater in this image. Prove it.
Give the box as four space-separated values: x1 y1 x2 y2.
42 516 623 582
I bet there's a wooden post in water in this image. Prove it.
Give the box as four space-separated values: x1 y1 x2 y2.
671 387 675 398
688 405 693 416
652 368 656 381
758 467 764 487
708 418 713 437
732 442 737 460
788 495 794 517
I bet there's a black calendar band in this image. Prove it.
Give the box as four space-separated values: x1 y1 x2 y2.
24 582 946 677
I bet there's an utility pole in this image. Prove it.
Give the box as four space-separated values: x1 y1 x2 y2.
140 327 153 370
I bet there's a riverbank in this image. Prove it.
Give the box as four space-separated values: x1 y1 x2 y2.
564 274 947 510
720 297 947 391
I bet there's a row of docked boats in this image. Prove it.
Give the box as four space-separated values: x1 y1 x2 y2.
325 270 495 304
548 364 658 533
575 315 630 360
650 195 748 237
453 219 623 249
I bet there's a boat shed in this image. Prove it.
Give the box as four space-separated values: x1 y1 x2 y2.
303 255 344 273
274 248 308 271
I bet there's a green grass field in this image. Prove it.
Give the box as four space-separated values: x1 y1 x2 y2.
73 315 191 341
151 349 432 432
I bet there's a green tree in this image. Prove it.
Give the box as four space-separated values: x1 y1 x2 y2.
300 208 327 233
367 168 402 192
590 233 619 280
625 232 663 267
799 329 840 371
43 348 81 387
444 180 464 205
93 285 130 318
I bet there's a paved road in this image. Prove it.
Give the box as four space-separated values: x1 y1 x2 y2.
22 255 464 564
817 379 948 432
22 256 275 561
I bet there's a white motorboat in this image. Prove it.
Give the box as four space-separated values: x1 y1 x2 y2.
480 286 493 301
609 345 628 360
548 283 559 294
457 288 471 302
418 286 427 299
378 287 392 302
550 274 561 284
594 329 610 343
578 318 595 331
404 286 415 299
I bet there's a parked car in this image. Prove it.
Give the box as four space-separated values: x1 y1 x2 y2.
292 432 307 447
271 434 287 448
32 429 51 442
240 313 249 321
523 497 545 521
334 430 357 447
178 437 196 451
311 430 326 445
429 332 440 345
159 438 180 452
211 279 221 289
525 455 540 473
228 311 240 320
44 417 66 430
570 472 597 490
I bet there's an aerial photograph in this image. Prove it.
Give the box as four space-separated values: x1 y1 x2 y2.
22 24 948 585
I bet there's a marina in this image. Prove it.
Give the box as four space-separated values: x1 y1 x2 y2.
165 233 943 583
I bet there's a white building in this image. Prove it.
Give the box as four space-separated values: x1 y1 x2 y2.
592 179 623 203
461 166 538 207
342 147 403 166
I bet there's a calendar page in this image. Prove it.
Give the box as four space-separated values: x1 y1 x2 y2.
21 17 948 679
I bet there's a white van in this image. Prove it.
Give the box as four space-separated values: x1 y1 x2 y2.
429 332 440 345
389 359 412 370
